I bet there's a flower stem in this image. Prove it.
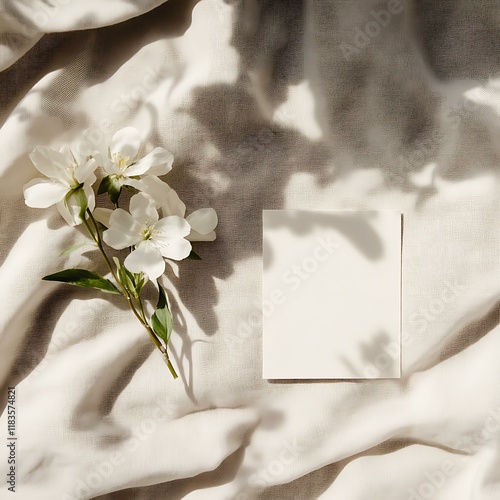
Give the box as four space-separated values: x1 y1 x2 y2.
83 209 178 379
136 293 178 379
85 210 120 284
163 355 178 379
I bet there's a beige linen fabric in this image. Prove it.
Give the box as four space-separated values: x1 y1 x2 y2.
0 1 499 499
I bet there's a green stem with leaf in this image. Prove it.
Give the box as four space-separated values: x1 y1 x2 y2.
82 209 178 379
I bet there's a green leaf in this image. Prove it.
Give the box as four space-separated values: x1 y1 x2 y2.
133 273 147 296
150 284 173 345
187 250 202 260
118 265 136 297
98 175 122 204
113 258 146 298
97 175 112 194
42 269 121 295
59 242 94 257
113 257 131 289
113 256 122 271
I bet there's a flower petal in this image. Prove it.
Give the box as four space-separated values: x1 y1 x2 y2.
125 147 174 176
123 177 143 192
83 182 95 213
110 127 140 160
160 188 186 218
124 241 165 281
92 207 113 228
78 127 108 160
74 158 97 184
103 209 142 249
23 178 68 208
186 208 218 235
155 215 191 239
92 151 117 175
129 192 159 226
187 229 216 242
100 156 122 176
127 175 185 217
56 198 80 226
55 185 94 226
155 237 191 261
143 148 174 176
56 190 84 226
29 147 72 184
59 145 75 165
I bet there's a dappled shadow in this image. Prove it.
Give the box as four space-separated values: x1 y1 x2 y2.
412 0 500 81
339 331 399 379
229 0 305 111
163 284 202 405
166 0 498 344
169 82 333 339
263 210 384 269
2 0 498 414
227 0 500 192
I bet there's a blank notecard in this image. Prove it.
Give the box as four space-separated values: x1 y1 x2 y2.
262 210 401 379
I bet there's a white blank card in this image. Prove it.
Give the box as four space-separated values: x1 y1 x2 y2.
262 210 401 379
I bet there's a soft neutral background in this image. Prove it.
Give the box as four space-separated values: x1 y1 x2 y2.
0 0 499 499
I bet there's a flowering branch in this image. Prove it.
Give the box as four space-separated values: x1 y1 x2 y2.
23 127 218 378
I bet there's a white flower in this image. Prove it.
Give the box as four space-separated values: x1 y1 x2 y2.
96 127 174 187
102 193 191 281
129 175 218 241
23 145 97 226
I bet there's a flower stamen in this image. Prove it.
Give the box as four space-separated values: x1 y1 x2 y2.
112 153 131 172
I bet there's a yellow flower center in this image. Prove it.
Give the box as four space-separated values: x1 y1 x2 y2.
113 153 130 172
141 221 157 241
